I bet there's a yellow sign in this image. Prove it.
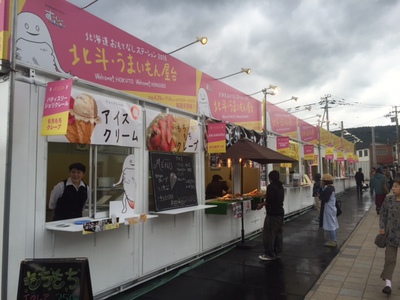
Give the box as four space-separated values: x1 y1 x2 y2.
41 111 69 136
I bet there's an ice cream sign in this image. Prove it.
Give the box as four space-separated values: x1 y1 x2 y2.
47 87 143 148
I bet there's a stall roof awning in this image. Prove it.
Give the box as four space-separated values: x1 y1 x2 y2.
219 138 296 164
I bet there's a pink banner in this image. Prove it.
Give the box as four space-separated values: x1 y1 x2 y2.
298 119 318 144
42 79 72 117
267 103 298 139
277 136 290 151
198 72 262 130
41 79 72 136
17 0 262 130
207 123 226 154
304 144 314 160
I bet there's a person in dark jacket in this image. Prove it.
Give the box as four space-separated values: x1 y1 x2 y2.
205 174 230 199
378 179 400 295
370 167 387 214
257 170 284 261
354 168 365 195
49 163 88 221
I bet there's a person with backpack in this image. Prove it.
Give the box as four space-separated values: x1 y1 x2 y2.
49 162 89 221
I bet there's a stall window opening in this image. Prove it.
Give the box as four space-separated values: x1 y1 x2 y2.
46 142 132 222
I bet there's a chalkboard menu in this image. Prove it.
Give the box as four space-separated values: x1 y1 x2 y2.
149 152 198 211
17 257 93 300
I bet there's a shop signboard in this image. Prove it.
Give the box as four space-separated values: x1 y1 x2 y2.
276 136 290 156
149 152 198 211
207 123 226 154
319 127 332 147
332 134 342 150
298 119 318 145
325 147 334 160
41 78 72 136
48 87 143 147
346 152 354 163
145 110 199 153
16 0 262 130
17 258 93 300
337 151 344 162
304 144 314 161
268 103 298 139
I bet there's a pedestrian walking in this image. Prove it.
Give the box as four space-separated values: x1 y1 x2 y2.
355 168 364 195
319 174 339 247
370 167 387 214
370 167 376 195
383 166 393 189
378 179 400 295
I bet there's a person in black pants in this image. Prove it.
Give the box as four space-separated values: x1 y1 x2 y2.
257 170 284 261
355 168 364 195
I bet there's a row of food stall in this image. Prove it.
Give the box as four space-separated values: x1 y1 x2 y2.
0 1 356 299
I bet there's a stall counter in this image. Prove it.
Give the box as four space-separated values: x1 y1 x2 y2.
205 196 265 215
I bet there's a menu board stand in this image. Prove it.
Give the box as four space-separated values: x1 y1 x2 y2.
149 152 198 211
17 257 93 300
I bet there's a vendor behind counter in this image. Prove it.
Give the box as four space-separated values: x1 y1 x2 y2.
206 175 231 199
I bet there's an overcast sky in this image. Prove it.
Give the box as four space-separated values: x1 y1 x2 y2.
67 0 400 130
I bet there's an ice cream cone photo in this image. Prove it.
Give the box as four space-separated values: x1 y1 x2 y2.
66 93 101 144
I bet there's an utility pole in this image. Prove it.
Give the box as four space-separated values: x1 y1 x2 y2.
319 94 331 131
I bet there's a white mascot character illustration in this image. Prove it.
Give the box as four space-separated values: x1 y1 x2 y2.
16 12 67 74
113 154 136 213
198 88 212 117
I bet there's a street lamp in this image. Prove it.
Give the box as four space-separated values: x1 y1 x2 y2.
274 96 298 105
216 68 251 80
167 36 208 55
81 0 98 9
302 114 321 121
261 85 279 145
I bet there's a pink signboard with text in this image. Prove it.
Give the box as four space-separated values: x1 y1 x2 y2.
16 0 262 131
207 123 226 154
298 119 318 145
41 78 72 136
267 103 298 139
276 136 290 156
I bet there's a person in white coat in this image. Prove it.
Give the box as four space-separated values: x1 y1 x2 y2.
319 174 339 247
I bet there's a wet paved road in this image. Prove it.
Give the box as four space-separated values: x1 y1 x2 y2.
110 188 373 300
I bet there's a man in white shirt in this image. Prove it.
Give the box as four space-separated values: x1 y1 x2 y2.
49 163 88 221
